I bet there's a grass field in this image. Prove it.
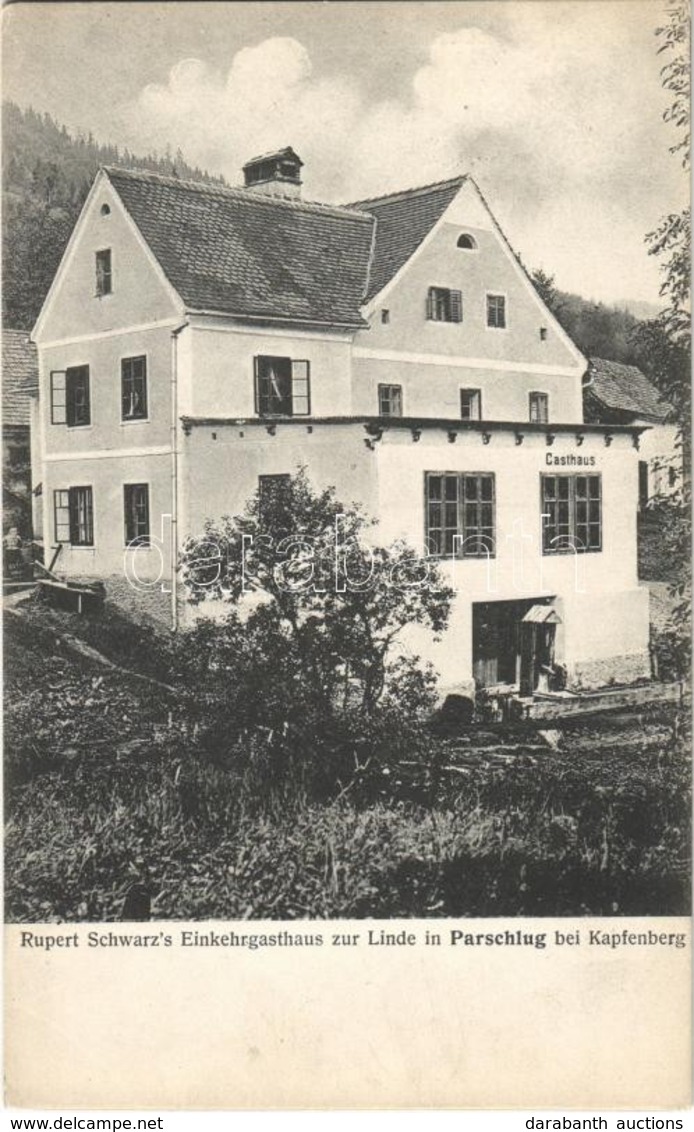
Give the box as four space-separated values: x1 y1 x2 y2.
4 601 690 922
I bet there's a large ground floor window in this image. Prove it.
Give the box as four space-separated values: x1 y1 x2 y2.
541 473 602 553
425 472 495 557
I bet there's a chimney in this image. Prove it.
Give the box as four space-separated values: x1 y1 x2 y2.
242 147 303 200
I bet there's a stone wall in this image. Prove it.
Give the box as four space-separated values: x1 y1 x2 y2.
566 651 652 691
102 574 174 629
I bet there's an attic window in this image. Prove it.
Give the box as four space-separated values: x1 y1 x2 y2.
427 287 462 323
457 233 477 250
100 204 111 216
95 249 112 296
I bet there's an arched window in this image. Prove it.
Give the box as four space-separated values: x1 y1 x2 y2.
457 233 477 250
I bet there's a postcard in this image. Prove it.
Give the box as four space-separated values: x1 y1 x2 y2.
2 0 690 1111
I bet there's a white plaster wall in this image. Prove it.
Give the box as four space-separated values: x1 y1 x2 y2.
35 175 181 345
177 421 649 690
29 397 43 541
354 179 583 378
351 356 583 421
43 451 173 581
39 326 175 458
372 428 647 686
182 321 354 419
638 422 681 500
178 421 379 544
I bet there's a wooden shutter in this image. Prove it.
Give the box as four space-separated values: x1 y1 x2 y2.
426 288 436 320
253 356 260 415
450 290 463 322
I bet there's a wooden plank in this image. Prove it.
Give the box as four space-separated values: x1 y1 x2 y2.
47 544 63 574
512 682 683 722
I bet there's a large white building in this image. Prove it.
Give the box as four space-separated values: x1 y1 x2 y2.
31 148 651 695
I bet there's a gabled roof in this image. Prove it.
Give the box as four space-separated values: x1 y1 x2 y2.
2 330 38 428
587 356 672 423
347 176 466 302
104 167 374 328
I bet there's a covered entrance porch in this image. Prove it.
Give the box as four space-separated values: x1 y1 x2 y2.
472 598 561 694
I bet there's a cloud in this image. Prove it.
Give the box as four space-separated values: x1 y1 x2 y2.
122 19 685 303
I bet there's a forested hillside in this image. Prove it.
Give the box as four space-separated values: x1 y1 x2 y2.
2 101 227 330
530 268 651 366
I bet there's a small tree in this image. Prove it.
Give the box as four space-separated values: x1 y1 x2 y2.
631 3 691 679
176 472 455 798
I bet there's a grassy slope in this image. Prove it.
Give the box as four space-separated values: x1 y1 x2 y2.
4 606 691 922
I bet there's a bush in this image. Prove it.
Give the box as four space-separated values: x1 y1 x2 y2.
176 471 453 803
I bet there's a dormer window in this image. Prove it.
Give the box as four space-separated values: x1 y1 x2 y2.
96 249 112 296
457 233 477 250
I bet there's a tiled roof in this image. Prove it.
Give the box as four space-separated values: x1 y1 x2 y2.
2 330 38 428
587 356 672 422
105 167 374 327
347 176 466 302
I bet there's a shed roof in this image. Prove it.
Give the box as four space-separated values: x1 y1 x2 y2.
348 176 466 302
105 166 375 328
522 605 562 625
2 330 38 428
587 357 672 423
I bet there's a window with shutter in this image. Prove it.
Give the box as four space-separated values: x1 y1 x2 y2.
254 356 311 416
427 287 463 323
54 486 94 545
53 366 91 427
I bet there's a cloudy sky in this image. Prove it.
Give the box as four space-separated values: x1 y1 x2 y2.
3 1 687 306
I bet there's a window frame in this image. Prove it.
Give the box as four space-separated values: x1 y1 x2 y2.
254 356 311 418
425 471 496 559
95 248 112 297
426 286 463 324
121 355 149 423
460 388 482 421
529 391 549 423
378 383 403 418
54 485 94 547
541 473 602 555
456 233 478 251
486 292 507 330
123 482 151 548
